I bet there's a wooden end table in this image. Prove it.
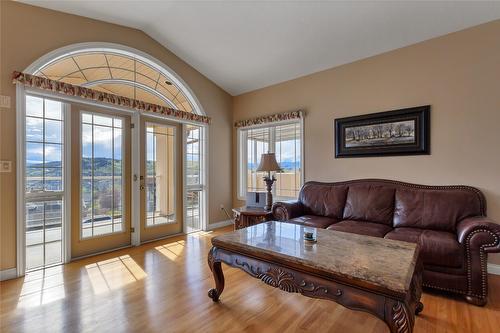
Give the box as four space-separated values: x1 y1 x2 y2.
207 221 423 333
232 206 273 230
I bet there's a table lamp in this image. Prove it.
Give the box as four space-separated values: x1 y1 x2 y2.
256 152 282 210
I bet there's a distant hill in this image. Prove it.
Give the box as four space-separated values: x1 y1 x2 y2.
27 158 122 176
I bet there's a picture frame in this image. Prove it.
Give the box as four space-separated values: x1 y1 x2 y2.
335 105 430 158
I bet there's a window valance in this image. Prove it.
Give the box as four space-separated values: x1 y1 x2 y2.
12 71 211 124
234 110 303 128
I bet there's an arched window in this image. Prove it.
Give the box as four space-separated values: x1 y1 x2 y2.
25 43 205 116
34 51 193 112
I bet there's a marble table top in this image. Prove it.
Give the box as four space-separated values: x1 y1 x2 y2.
211 221 419 295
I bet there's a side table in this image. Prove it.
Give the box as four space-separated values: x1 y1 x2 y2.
232 207 273 230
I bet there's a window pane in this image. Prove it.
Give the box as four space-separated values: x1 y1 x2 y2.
93 179 113 218
26 167 43 192
45 144 62 167
26 202 44 233
81 179 92 224
82 124 93 159
27 142 44 166
82 113 93 124
44 119 62 143
113 182 122 219
186 190 201 232
26 244 44 270
93 114 113 126
93 126 113 163
26 96 43 117
45 240 62 265
44 99 62 120
114 118 122 128
44 167 62 191
26 117 43 142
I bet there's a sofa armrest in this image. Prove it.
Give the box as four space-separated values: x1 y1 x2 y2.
272 201 304 221
457 217 500 252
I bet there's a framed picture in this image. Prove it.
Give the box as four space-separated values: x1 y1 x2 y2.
335 105 430 158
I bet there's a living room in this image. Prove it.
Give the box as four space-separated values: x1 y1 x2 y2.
1 1 499 332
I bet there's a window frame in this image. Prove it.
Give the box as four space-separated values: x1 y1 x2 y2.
17 90 72 275
237 118 304 202
183 124 207 234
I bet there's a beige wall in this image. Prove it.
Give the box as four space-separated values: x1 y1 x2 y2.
0 2 233 270
233 20 500 265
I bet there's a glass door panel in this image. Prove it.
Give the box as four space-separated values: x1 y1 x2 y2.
81 114 124 238
146 125 175 226
140 120 181 242
71 107 131 258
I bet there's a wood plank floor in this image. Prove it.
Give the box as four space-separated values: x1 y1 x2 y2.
1 226 499 333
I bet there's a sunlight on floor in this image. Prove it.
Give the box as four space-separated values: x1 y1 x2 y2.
154 230 212 261
188 230 213 238
85 255 147 295
155 242 185 261
17 266 66 309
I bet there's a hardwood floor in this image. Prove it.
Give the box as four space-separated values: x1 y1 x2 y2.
1 226 499 333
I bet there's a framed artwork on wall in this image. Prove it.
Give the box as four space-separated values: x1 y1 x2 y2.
335 105 430 158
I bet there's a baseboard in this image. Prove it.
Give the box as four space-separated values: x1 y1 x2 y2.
488 263 500 275
206 219 233 231
0 268 18 281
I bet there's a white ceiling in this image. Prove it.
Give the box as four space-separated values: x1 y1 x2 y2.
20 1 500 96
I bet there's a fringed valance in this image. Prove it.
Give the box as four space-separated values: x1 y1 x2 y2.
234 110 303 128
12 71 211 124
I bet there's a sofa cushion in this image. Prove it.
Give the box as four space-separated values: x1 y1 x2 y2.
393 188 482 232
326 220 393 238
384 227 463 268
343 185 395 225
299 183 348 219
288 215 338 229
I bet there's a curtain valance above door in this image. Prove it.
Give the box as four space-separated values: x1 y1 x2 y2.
12 71 211 124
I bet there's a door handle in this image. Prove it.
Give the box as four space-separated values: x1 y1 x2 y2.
140 185 145 190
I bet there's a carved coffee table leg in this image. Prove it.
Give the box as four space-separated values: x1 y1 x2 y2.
207 247 225 302
384 300 414 333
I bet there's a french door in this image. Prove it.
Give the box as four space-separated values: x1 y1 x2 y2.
71 106 132 258
21 97 206 270
140 118 182 242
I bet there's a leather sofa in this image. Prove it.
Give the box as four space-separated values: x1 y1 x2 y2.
272 179 500 306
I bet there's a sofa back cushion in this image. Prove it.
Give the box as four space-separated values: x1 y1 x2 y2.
343 184 395 225
299 183 348 219
394 188 483 232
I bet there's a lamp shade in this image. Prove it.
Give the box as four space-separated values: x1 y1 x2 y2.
256 153 282 172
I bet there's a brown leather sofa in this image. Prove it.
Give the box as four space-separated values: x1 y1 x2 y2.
272 179 500 306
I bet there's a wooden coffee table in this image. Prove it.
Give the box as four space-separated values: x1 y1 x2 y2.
207 221 423 333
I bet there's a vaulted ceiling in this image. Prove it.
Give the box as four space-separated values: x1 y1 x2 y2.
21 1 500 95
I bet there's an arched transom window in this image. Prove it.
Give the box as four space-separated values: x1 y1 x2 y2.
34 51 194 113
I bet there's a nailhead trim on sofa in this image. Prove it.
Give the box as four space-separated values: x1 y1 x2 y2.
465 229 500 298
302 179 486 215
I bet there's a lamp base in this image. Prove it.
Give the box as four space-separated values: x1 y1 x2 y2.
263 175 276 211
